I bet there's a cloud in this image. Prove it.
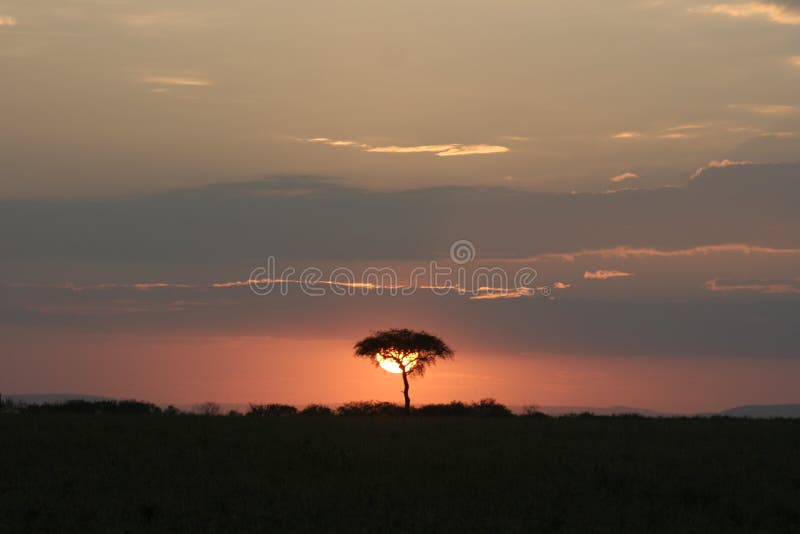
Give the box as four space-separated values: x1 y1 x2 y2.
611 131 642 139
662 123 713 132
0 15 18 26
142 76 213 87
610 172 639 183
658 124 711 139
299 137 509 157
584 270 635 280
3 281 196 292
6 277 571 304
6 285 798 359
728 126 799 138
691 159 752 178
2 164 799 263
467 281 571 300
692 2 800 25
612 124 710 141
307 138 368 148
790 56 800 67
731 104 799 114
432 145 510 157
758 131 800 138
524 243 800 263
366 144 460 154
705 278 800 294
469 287 534 300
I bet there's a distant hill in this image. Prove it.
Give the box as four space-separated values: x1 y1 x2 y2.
720 404 800 418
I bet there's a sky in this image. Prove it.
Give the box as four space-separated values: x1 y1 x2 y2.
1 0 799 412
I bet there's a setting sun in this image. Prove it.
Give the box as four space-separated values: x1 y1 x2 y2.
376 351 419 374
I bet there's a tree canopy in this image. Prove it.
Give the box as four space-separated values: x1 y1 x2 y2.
354 328 454 377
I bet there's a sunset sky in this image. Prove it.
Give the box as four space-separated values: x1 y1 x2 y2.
2 0 799 412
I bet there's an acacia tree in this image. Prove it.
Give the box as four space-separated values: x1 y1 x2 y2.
354 328 454 415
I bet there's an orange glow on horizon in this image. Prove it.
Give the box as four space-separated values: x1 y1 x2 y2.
376 351 419 374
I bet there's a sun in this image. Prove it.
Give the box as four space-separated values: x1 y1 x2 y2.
375 350 419 374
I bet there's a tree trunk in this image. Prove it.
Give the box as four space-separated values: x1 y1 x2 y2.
401 371 411 415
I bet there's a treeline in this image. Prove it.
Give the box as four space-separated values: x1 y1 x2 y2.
248 399 527 417
0 399 163 415
0 398 551 418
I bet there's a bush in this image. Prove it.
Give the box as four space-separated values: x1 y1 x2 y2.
164 405 182 416
247 404 298 417
0 395 18 414
521 405 549 419
563 411 597 419
611 413 646 419
414 401 473 416
336 401 405 416
299 404 334 416
470 399 514 418
335 400 513 417
196 402 221 416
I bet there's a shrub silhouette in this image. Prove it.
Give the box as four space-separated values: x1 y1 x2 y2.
414 401 515 417
164 405 182 416
471 399 514 418
0 395 17 414
336 401 405 416
564 411 597 419
247 404 298 417
299 404 334 416
196 402 221 416
414 401 473 416
521 405 549 418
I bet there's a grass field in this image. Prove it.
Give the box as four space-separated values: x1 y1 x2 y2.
2 415 800 533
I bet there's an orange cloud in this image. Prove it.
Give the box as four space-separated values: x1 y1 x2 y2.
611 131 642 139
304 137 370 149
693 3 800 25
659 133 694 140
584 270 635 280
0 15 17 26
366 144 460 154
691 159 751 179
469 287 534 300
300 137 509 157
610 172 639 183
434 145 510 157
662 123 712 132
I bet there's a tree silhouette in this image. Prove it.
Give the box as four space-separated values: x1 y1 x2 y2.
354 328 454 414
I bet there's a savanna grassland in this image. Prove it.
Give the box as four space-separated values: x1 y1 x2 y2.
2 414 800 533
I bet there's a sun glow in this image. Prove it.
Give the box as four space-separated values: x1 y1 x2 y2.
376 351 419 374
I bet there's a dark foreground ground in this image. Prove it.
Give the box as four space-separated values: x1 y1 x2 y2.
2 415 800 533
